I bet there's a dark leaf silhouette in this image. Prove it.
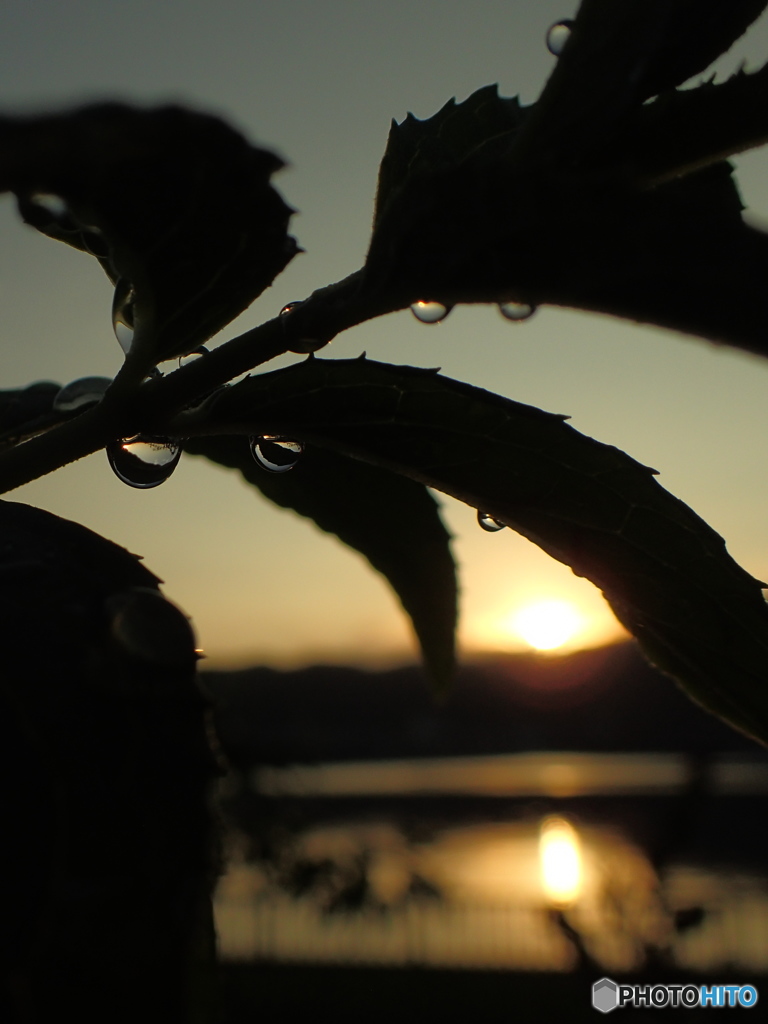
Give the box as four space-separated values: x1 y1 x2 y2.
194 356 768 746
0 500 216 1014
373 85 527 231
185 434 456 690
0 103 297 363
0 380 61 445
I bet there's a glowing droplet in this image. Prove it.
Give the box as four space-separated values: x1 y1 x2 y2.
107 435 182 488
280 301 302 316
178 346 209 368
546 19 573 56
478 511 506 532
53 376 112 413
112 279 136 354
499 301 536 322
250 435 304 473
410 301 450 324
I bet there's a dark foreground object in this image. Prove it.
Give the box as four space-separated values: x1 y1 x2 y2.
0 500 219 1024
220 964 765 1022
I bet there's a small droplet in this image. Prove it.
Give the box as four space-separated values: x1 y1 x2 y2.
112 278 136 354
28 192 69 220
250 435 304 473
499 300 536 322
280 301 325 352
410 301 451 324
80 227 110 259
478 511 506 532
53 376 112 413
106 587 197 667
546 19 573 56
178 346 209 368
107 435 182 489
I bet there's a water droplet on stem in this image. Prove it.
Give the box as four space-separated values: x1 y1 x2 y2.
112 279 136 354
499 301 536 322
107 436 182 488
546 19 573 56
410 301 451 324
53 376 112 413
28 192 70 220
478 511 506 532
178 346 209 368
250 435 304 473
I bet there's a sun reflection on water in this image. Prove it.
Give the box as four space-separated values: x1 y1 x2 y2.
539 816 582 907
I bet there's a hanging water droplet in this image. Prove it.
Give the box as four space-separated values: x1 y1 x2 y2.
499 300 536 322
80 227 110 259
53 376 112 413
477 511 506 532
410 301 451 324
178 346 209 368
546 19 573 56
107 435 182 489
106 587 197 667
28 192 69 220
280 301 325 352
250 435 304 473
112 278 136 354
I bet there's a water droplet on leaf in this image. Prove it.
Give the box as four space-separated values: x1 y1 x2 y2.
107 435 182 488
280 301 302 316
178 346 209 368
107 587 197 667
112 279 136 354
478 511 506 532
546 19 573 56
28 192 70 220
499 301 536 322
250 435 304 473
53 376 112 413
410 301 451 324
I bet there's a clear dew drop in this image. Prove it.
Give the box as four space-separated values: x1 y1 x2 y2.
28 192 69 219
178 346 209 368
499 300 536 322
280 301 303 316
250 435 304 473
53 376 112 413
81 227 110 259
546 19 574 56
477 510 506 532
410 301 451 324
112 278 136 354
107 435 182 489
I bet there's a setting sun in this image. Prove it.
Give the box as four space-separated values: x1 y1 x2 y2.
511 600 584 651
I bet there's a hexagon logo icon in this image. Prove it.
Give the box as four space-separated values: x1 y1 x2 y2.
593 977 619 1013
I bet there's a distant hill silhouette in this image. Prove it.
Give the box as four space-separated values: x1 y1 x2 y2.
202 642 763 766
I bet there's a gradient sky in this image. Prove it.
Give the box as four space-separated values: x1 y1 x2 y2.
3 1 768 667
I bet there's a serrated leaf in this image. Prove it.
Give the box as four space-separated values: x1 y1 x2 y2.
184 435 456 691
195 356 768 746
0 103 297 362
373 84 527 230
